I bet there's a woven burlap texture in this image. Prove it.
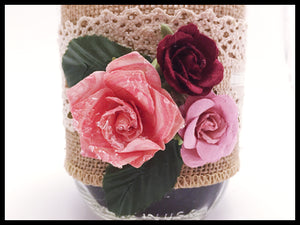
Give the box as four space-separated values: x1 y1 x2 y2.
65 129 240 188
60 5 246 188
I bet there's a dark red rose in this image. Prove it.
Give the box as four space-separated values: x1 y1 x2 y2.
157 23 224 96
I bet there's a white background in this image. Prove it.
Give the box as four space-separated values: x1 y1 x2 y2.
5 5 295 220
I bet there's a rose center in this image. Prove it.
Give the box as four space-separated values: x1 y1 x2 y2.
172 46 207 79
98 98 143 149
115 112 138 137
195 110 227 144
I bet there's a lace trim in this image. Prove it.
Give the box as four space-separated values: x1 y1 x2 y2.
58 7 246 132
60 5 246 25
62 85 75 132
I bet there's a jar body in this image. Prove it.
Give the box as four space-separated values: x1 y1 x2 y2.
60 5 246 221
75 179 228 220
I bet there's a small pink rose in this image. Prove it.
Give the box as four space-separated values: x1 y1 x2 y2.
67 51 184 168
179 92 239 167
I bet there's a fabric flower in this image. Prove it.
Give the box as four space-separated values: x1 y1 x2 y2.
67 51 184 168
157 23 224 96
178 92 238 167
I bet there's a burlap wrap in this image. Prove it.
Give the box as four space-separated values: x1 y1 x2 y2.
59 5 246 188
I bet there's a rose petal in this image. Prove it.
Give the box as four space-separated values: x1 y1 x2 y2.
185 98 215 124
105 97 143 141
120 138 162 153
106 51 162 90
129 150 157 168
108 152 141 169
172 43 207 79
147 87 184 148
70 88 115 135
178 127 185 138
157 31 194 51
180 96 200 118
104 69 155 114
156 35 170 68
194 33 219 64
198 60 224 87
83 144 146 169
80 135 114 160
211 95 239 155
196 111 227 144
178 23 219 64
158 88 185 139
175 73 205 95
212 95 239 126
173 57 189 79
196 139 224 163
162 50 187 94
99 107 125 149
180 145 206 168
67 71 106 105
183 117 198 149
111 150 157 168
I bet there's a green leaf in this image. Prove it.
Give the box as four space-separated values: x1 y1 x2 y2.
173 133 183 146
161 81 187 106
62 35 152 87
151 58 164 80
160 23 174 38
103 139 183 216
62 35 133 87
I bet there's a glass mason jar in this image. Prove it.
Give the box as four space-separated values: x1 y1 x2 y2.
70 67 244 221
71 70 244 220
60 4 246 221
75 179 228 220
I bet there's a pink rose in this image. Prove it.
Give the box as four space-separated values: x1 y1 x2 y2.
67 51 184 168
178 92 238 167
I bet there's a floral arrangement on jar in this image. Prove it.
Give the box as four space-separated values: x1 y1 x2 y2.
62 22 239 218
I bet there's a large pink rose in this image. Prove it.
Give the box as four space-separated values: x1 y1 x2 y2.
67 51 184 168
178 92 238 168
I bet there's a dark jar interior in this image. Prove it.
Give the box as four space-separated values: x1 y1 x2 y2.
75 180 228 219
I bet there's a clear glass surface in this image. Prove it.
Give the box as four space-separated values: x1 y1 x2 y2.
75 179 228 220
